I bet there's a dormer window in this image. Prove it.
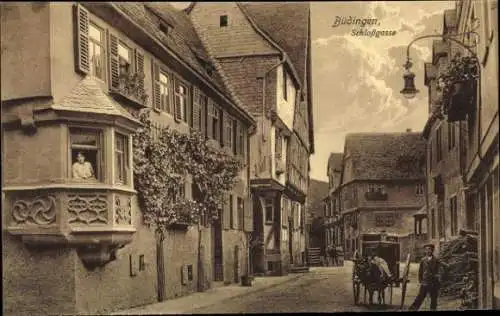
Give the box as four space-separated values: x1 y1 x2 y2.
159 22 169 36
220 15 228 27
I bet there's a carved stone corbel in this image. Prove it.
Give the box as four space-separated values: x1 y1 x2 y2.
77 244 120 270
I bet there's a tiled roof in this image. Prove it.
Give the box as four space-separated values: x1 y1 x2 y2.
114 3 255 122
240 2 309 85
344 132 426 181
52 76 139 123
327 153 343 174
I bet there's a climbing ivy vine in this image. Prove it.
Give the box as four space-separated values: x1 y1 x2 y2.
133 109 244 240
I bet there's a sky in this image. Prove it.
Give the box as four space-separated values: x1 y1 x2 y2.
170 1 455 182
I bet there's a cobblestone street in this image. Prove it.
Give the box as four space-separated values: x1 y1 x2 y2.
190 263 461 314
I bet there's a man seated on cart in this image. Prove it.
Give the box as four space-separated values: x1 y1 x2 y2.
370 246 394 282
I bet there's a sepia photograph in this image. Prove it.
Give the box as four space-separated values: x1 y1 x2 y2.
1 1 498 314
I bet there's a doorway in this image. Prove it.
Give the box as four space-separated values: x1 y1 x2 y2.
212 208 224 282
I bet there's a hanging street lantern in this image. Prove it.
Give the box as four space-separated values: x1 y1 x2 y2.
400 60 419 99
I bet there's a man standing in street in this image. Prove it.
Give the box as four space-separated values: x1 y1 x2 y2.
409 243 442 311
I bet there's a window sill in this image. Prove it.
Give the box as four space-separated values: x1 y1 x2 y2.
3 183 137 194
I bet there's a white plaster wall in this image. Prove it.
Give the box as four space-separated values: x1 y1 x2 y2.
276 65 296 131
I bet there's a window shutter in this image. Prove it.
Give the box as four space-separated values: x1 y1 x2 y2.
135 49 145 96
174 81 182 121
108 31 120 89
243 197 253 232
73 4 90 75
207 99 214 139
192 87 200 131
152 62 161 110
200 95 207 138
223 194 231 230
223 113 230 147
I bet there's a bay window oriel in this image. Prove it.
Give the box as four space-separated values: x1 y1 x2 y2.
70 127 103 182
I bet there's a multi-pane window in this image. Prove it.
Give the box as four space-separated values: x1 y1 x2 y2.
416 183 425 196
117 42 131 76
448 122 456 150
159 71 171 113
115 133 129 184
70 128 102 181
368 184 376 192
210 105 220 141
225 115 234 150
88 23 105 81
175 81 188 122
265 199 274 223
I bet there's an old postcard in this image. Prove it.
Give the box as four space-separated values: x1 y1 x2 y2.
1 1 498 314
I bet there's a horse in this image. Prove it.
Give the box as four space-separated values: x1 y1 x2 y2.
354 256 391 305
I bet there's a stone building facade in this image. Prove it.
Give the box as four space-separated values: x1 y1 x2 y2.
422 8 469 254
339 132 426 262
420 0 499 308
1 2 256 314
187 2 314 276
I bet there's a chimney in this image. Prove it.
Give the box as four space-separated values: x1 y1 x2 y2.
406 128 412 132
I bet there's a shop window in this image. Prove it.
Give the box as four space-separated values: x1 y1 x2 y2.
115 132 129 184
70 128 102 181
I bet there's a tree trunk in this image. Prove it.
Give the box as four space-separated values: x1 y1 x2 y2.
156 231 166 302
197 223 205 292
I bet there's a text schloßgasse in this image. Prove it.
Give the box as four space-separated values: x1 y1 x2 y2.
351 28 397 38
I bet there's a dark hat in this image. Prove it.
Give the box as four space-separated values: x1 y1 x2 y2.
423 243 435 250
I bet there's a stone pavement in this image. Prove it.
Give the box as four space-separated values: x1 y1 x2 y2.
113 261 462 314
112 273 302 315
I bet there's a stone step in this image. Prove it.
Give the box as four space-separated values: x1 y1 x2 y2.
289 266 310 273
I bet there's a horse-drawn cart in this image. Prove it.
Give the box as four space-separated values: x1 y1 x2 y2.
352 232 411 307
